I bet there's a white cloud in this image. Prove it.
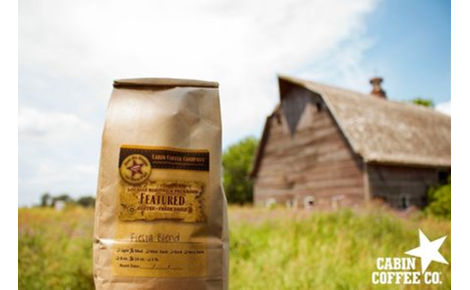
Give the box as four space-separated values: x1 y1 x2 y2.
19 0 377 143
19 107 94 137
19 159 99 206
18 107 101 206
19 0 378 205
436 100 451 116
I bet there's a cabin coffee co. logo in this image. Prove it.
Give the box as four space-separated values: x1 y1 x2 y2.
372 230 448 285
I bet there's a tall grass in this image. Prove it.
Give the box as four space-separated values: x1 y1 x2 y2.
18 207 94 289
18 206 450 289
229 206 450 290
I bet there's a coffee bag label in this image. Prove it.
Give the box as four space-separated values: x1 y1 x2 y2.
113 145 210 278
118 145 209 223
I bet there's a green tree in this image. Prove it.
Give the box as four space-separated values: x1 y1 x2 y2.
40 192 51 207
77 196 96 208
426 176 451 219
410 97 434 108
222 136 258 204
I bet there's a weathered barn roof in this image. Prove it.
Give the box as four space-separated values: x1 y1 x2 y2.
251 75 451 177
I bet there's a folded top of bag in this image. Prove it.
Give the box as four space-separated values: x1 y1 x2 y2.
114 78 219 89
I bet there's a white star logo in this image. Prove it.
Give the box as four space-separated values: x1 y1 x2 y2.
405 229 448 273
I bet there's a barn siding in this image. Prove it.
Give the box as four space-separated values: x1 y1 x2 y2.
368 164 440 209
254 87 365 209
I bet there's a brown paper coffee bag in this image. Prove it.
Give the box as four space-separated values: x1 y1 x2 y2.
93 78 229 290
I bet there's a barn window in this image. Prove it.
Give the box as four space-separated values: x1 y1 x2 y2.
315 102 323 112
400 195 410 209
266 198 277 208
438 170 450 184
304 196 315 209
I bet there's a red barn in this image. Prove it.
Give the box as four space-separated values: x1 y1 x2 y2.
250 76 451 209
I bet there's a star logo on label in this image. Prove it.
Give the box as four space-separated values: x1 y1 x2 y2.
127 160 144 176
120 154 151 184
405 229 448 273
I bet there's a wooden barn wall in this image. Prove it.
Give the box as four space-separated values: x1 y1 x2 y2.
254 87 365 208
367 164 440 209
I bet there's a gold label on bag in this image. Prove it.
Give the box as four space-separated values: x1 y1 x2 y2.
118 145 209 223
113 145 209 278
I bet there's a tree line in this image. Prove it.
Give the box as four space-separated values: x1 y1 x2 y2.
39 193 96 208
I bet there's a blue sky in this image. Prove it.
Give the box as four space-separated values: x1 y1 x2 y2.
19 0 450 206
295 0 451 104
365 0 450 103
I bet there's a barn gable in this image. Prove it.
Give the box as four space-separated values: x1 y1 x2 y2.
251 80 366 208
279 78 323 135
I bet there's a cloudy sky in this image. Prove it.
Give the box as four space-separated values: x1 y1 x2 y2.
18 0 450 206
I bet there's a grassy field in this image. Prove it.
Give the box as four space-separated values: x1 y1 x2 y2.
18 206 451 289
